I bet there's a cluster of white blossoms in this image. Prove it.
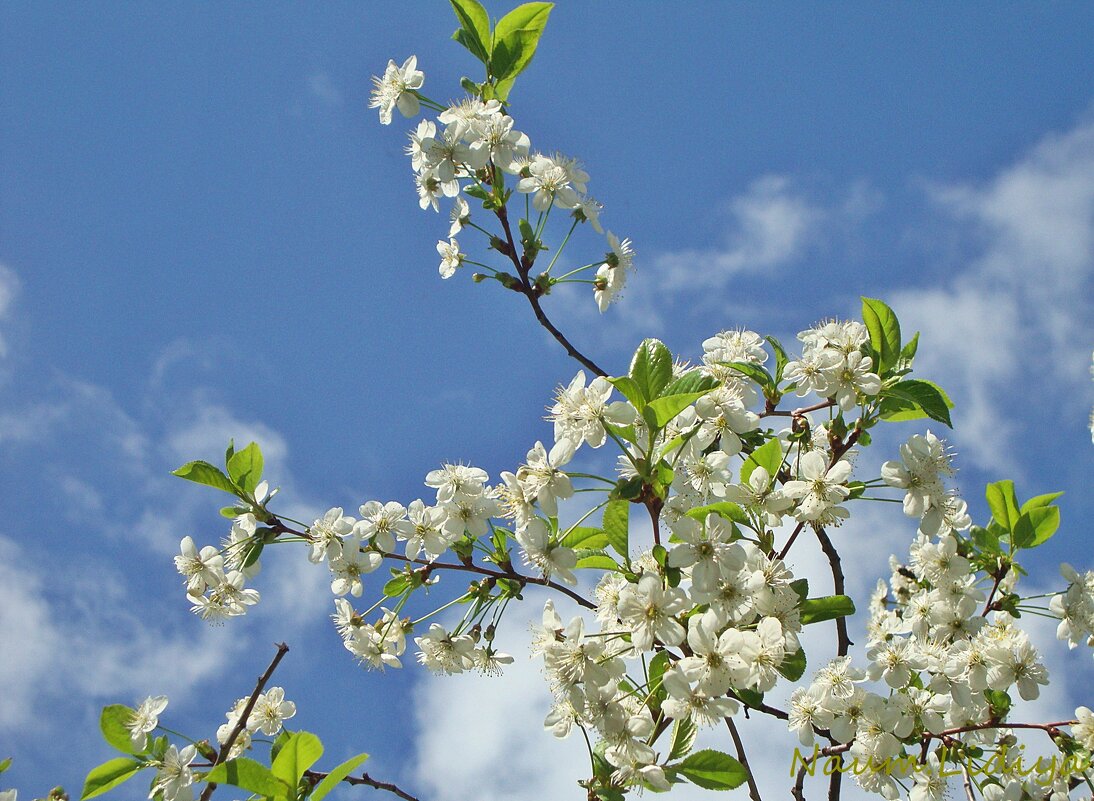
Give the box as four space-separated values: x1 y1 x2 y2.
368 56 635 311
785 319 882 412
1052 563 1094 653
216 686 297 760
175 517 261 623
882 430 971 536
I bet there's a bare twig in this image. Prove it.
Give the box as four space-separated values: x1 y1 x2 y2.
814 526 851 658
304 770 421 801
199 643 290 801
725 717 763 801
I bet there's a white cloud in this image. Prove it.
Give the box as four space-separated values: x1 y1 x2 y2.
893 117 1094 474
308 72 343 106
0 262 18 359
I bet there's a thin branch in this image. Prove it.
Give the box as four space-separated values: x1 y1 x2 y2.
814 526 851 658
304 770 421 801
382 551 596 610
199 643 290 801
725 717 763 801
494 204 608 377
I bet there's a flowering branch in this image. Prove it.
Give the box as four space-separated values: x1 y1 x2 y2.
198 642 289 801
304 770 421 801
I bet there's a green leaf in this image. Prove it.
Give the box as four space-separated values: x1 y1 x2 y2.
661 370 719 398
490 2 553 81
311 752 370 801
1020 492 1064 514
735 689 764 708
1012 506 1061 549
227 441 264 494
207 757 291 798
603 501 630 561
685 502 748 526
777 648 807 682
0 757 10 773
899 331 919 366
646 392 711 428
171 460 238 494
669 716 698 761
608 375 646 411
986 480 1021 531
676 749 748 791
718 361 776 394
765 336 790 383
790 578 809 603
647 650 671 702
99 705 140 755
559 526 609 550
861 297 902 374
383 574 412 597
81 758 145 800
878 379 953 427
739 437 783 486
271 731 324 788
629 339 674 403
800 595 856 625
575 553 620 571
450 0 491 64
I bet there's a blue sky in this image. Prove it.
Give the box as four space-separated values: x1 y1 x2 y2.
1 2 1093 799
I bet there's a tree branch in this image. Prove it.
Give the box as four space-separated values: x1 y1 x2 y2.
199 643 290 801
304 770 421 801
725 717 763 801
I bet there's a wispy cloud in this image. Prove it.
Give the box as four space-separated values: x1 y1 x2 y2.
307 72 343 107
893 117 1094 475
0 262 20 360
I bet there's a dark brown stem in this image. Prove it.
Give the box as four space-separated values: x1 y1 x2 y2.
199 643 290 801
815 526 851 657
792 743 851 801
776 521 807 561
761 399 836 419
494 205 607 377
381 551 596 610
725 717 763 801
305 770 421 801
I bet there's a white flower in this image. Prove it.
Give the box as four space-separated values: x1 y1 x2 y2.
149 744 196 801
330 544 382 597
174 537 224 596
404 499 452 560
425 463 489 503
515 439 575 517
1073 706 1094 751
248 687 297 736
308 507 355 564
575 196 604 233
355 501 414 552
661 666 739 726
369 56 424 125
448 196 470 237
190 571 260 623
782 451 852 521
127 695 168 750
415 623 476 674
666 515 743 594
617 572 688 651
678 612 750 695
514 518 577 585
549 371 635 450
436 238 463 278
826 350 881 411
517 154 580 211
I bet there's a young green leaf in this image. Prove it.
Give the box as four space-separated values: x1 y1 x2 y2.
685 502 748 526
603 500 630 561
383 574 413 597
675 749 748 791
878 379 953 427
99 705 140 755
647 650 671 703
81 758 145 800
800 595 856 625
1020 491 1064 514
629 338 674 403
1011 506 1061 549
645 391 710 428
575 553 621 571
171 460 238 494
310 752 370 801
660 370 719 398
669 716 698 761
559 526 609 550
227 441 264 495
777 648 807 682
490 2 553 82
449 0 491 65
271 731 324 788
739 437 783 486
861 297 901 374
765 335 790 383
986 480 1021 532
608 375 646 411
206 757 291 798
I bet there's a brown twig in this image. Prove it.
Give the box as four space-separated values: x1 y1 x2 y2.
814 526 851 658
304 770 421 801
725 717 763 801
199 643 290 801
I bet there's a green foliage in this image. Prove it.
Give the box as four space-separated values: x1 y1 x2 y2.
717 361 777 398
646 391 711 428
171 460 237 494
800 595 856 625
629 339 674 405
271 732 324 792
765 335 790 383
685 502 748 526
669 716 699 761
81 758 145 800
777 648 807 682
603 500 630 561
861 297 902 375
986 480 1021 531
206 757 291 799
673 749 748 790
878 379 953 427
227 441 264 495
310 752 370 801
99 705 141 755
449 1 554 100
449 0 491 64
739 437 782 486
559 525 609 550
